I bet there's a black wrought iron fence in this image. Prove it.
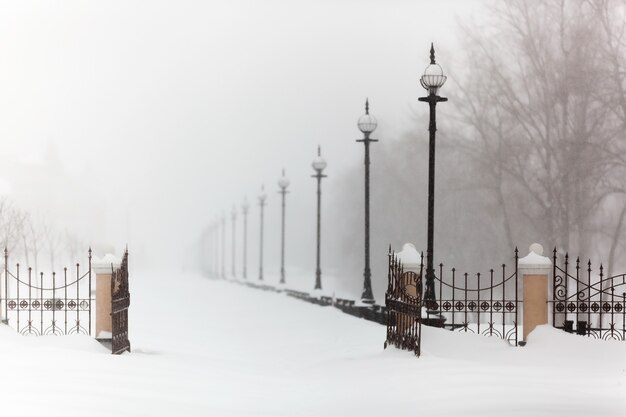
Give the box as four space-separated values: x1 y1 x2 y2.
431 249 520 346
385 246 520 351
1 248 93 336
552 250 626 341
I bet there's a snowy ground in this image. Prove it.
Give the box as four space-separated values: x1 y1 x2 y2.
0 270 624 416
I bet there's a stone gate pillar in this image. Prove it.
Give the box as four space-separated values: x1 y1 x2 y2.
92 254 121 339
519 243 552 343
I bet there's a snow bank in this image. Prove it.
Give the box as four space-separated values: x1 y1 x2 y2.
0 270 622 417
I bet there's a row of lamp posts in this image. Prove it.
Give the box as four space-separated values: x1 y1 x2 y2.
208 45 446 308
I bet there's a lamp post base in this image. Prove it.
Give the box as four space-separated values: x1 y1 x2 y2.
422 312 446 328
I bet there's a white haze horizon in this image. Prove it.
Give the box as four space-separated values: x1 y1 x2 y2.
0 0 485 277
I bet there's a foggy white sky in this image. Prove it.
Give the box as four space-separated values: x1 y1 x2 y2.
0 0 485 270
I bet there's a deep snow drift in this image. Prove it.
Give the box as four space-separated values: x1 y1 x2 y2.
0 271 623 416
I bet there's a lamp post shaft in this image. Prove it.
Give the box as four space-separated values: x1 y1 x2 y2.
231 214 236 278
361 134 374 302
214 223 219 278
221 217 226 279
314 174 322 290
242 209 248 279
418 93 446 306
259 202 265 281
425 99 437 304
280 189 287 284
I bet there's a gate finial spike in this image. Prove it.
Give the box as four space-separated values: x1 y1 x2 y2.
365 98 369 115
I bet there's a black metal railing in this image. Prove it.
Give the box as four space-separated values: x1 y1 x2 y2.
432 249 520 346
1 248 93 336
552 250 626 341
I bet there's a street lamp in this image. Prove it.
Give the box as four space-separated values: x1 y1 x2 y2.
418 43 447 314
278 169 290 285
242 197 250 279
357 98 378 304
258 186 267 281
231 205 237 278
214 216 219 278
221 212 226 279
311 146 327 290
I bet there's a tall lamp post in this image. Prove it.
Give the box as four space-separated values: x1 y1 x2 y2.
214 217 219 278
258 186 267 281
311 146 327 290
231 205 237 278
418 43 447 313
221 212 226 279
357 99 378 304
242 198 250 279
278 170 290 285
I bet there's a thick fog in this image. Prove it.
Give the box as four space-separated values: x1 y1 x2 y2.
0 0 624 302
0 1 480 263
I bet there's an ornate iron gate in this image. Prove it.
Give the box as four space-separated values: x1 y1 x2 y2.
1 249 92 335
552 251 626 341
111 250 130 354
384 248 422 356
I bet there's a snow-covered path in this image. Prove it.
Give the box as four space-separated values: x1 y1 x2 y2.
0 271 624 416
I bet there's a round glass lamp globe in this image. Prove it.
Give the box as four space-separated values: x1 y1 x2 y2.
258 191 267 202
420 63 447 91
278 175 290 189
357 113 378 134
312 156 327 172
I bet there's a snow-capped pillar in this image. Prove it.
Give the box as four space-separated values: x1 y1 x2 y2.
92 254 121 339
396 243 421 274
518 243 552 343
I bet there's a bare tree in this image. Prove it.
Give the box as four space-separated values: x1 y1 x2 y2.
452 0 626 266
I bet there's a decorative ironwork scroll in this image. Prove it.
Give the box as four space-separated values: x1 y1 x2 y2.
111 250 130 354
1 248 92 336
385 247 422 356
432 249 520 346
552 250 626 341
